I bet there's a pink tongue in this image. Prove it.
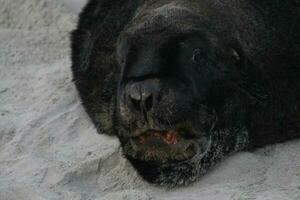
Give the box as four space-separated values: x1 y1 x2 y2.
138 131 178 145
164 131 178 145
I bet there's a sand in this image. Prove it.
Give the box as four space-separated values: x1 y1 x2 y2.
0 0 299 199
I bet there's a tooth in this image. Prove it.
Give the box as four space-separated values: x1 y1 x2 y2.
172 135 178 145
139 136 145 144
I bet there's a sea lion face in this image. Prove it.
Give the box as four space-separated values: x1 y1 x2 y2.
114 2 250 185
73 1 256 186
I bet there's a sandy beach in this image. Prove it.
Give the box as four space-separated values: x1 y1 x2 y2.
0 0 299 199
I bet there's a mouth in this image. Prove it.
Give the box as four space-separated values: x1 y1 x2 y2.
126 129 210 163
133 129 194 145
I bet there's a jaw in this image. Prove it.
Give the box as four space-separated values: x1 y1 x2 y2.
119 129 213 186
120 126 249 187
125 138 213 186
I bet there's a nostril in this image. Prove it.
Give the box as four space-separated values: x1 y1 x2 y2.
145 94 153 111
130 96 142 112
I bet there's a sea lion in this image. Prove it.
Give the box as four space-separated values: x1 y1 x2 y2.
71 0 300 186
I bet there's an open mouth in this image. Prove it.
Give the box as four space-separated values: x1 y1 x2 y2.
128 129 208 163
132 130 195 146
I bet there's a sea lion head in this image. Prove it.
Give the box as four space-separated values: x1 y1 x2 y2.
72 0 267 186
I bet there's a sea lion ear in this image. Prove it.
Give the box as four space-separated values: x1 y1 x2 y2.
71 0 140 72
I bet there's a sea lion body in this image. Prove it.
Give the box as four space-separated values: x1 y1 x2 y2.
71 0 300 186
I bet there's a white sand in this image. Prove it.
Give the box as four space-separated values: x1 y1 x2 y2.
61 0 86 14
0 0 299 199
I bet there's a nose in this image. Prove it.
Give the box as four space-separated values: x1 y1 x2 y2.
125 79 160 113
